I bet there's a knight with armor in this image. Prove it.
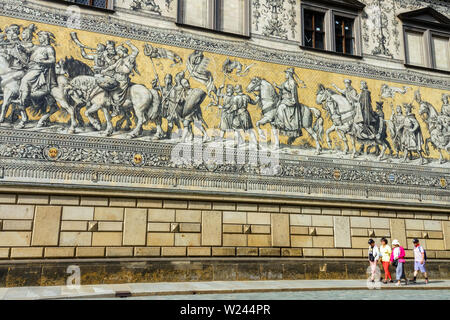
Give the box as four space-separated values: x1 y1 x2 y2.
179 78 209 140
390 105 405 157
399 103 425 164
216 84 236 139
161 73 182 136
169 71 187 127
160 73 173 119
232 84 258 147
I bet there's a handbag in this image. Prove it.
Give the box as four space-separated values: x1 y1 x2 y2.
392 259 398 267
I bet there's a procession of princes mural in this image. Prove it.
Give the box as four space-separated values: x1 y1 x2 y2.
0 23 449 166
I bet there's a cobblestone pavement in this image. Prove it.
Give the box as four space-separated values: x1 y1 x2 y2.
117 289 450 300
1 279 449 300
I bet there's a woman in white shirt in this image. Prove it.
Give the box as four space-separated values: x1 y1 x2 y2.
368 238 380 282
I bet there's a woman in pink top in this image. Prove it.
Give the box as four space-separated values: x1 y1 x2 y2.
390 239 408 286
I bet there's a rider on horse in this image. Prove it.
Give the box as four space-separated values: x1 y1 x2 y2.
99 41 139 117
17 31 57 107
439 93 450 129
0 25 29 71
273 67 303 138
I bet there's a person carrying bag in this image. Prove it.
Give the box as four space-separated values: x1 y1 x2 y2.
390 239 408 286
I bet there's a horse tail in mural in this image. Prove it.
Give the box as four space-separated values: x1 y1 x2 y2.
297 104 323 154
147 87 161 122
127 84 164 140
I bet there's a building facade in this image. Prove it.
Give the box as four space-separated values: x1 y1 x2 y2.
0 0 449 285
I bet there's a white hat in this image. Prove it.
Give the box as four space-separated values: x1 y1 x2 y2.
392 239 400 246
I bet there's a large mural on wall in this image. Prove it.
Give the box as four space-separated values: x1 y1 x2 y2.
0 8 448 205
0 18 448 163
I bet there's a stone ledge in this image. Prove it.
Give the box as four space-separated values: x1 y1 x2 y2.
1 189 449 213
0 258 448 287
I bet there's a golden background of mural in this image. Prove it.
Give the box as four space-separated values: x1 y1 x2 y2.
1 17 448 160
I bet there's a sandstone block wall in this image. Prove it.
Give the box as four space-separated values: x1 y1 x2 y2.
0 193 449 260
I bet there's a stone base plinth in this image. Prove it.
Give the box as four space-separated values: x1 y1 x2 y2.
0 258 449 287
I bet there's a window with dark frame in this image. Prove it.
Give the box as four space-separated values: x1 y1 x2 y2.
304 10 325 50
66 0 112 10
177 0 250 37
300 1 363 57
334 16 354 55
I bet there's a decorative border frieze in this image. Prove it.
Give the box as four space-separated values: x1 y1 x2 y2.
0 129 448 207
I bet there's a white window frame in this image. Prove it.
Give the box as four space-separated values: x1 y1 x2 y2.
177 0 250 37
403 26 428 68
399 8 450 73
429 31 450 71
403 26 450 72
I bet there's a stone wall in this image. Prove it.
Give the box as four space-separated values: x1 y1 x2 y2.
0 193 448 261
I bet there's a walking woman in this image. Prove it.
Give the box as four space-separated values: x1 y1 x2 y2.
379 238 393 283
390 239 408 286
368 239 380 282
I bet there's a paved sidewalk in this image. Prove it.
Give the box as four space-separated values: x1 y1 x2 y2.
0 279 449 300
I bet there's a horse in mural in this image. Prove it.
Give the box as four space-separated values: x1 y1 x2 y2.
0 51 78 133
416 92 450 164
246 76 324 154
315 84 392 160
0 53 23 124
315 84 356 155
58 57 163 139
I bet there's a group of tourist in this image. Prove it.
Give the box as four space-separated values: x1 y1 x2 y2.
368 238 428 286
